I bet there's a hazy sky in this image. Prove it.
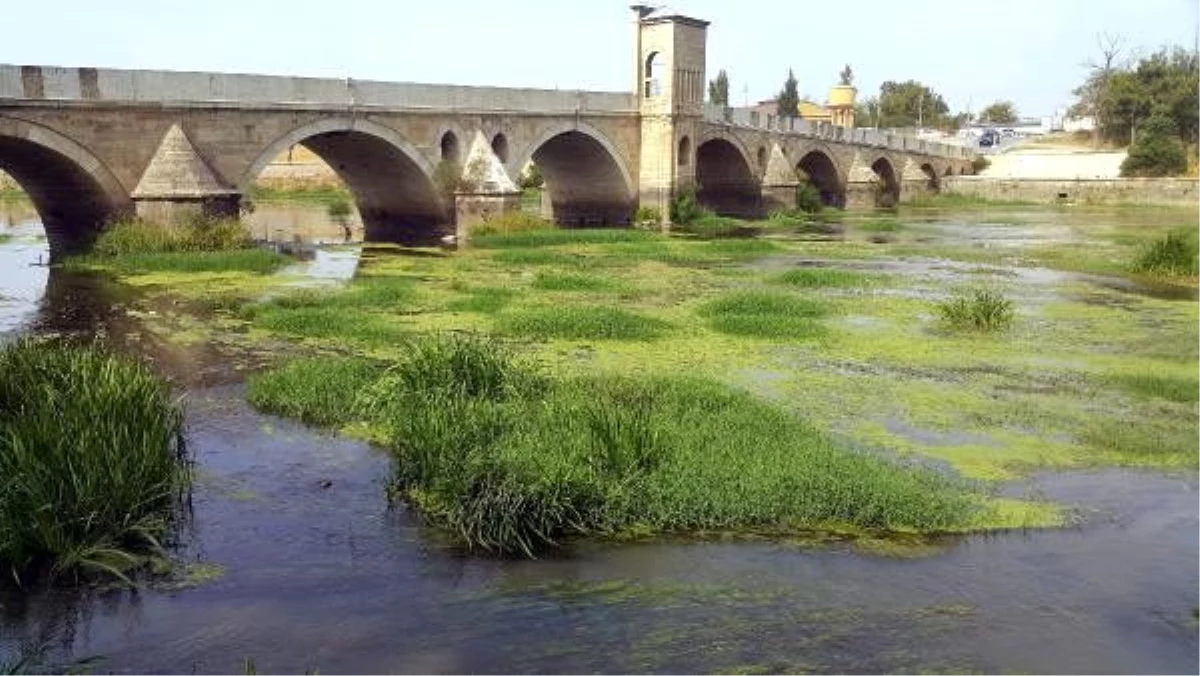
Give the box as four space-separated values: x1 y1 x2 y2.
3 0 1197 117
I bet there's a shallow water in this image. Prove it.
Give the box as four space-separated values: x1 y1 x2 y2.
1 200 1196 674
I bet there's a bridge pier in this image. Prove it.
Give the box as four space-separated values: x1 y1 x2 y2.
454 131 523 244
131 124 240 225
761 144 799 214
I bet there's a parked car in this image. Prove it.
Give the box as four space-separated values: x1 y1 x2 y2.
979 129 1000 147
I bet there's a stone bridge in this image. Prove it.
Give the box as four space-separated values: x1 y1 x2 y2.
0 10 975 254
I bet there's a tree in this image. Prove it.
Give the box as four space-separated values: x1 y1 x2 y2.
777 69 800 119
1073 33 1125 146
1120 113 1187 176
979 100 1018 124
708 69 730 106
839 64 854 87
874 80 949 129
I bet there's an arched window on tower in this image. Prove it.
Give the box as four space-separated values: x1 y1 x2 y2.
644 52 661 98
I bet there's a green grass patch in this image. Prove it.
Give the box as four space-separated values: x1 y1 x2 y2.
699 290 829 339
773 267 879 288
248 335 985 557
247 356 382 427
0 340 188 584
252 305 408 345
491 249 591 267
935 288 1014 332
500 306 669 341
94 218 252 256
1132 227 1199 277
79 249 290 275
247 185 351 203
446 287 515 314
857 218 901 233
531 271 619 292
1107 373 1199 403
473 227 659 249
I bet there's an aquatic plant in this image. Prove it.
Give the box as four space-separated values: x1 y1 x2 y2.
473 227 657 249
247 334 980 556
698 290 828 339
1132 228 1199 277
0 340 188 584
935 288 1014 332
773 267 878 288
500 306 669 341
94 217 252 256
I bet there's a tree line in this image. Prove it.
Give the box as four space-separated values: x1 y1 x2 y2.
1069 36 1197 175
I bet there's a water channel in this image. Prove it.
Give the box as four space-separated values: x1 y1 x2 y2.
0 199 1196 674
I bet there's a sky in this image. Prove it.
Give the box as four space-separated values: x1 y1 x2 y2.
2 0 1197 118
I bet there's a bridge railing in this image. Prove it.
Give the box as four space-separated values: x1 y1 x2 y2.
0 64 638 114
703 103 973 160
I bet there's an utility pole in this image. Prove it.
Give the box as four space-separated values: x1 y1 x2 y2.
918 91 924 131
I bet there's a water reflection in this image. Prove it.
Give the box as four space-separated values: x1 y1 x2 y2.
245 200 363 245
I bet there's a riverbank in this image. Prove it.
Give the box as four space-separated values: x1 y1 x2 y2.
943 176 1199 206
1 197 1196 673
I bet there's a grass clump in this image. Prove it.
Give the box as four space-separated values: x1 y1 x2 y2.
500 306 668 341
699 290 828 339
532 271 618 292
82 217 289 274
248 334 982 557
858 218 901 233
248 356 383 427
1132 228 1199 277
446 287 515 314
94 217 251 256
774 267 878 288
472 211 553 236
0 340 188 584
474 227 658 249
669 187 712 225
1107 373 1199 403
252 305 408 345
935 288 1014 333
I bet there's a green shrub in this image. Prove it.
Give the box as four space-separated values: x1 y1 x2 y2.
633 205 662 227
795 181 824 213
1132 228 1199 276
246 336 982 557
936 288 1014 332
669 187 712 225
518 162 544 190
676 213 753 239
0 340 188 583
1121 114 1188 177
326 198 352 221
970 156 991 174
500 306 669 340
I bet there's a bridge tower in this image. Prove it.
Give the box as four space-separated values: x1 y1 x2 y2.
631 6 709 221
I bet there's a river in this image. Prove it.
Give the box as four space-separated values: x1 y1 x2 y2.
0 199 1196 674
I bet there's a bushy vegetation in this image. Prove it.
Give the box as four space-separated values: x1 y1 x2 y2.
80 217 289 274
795 181 824 214
699 290 828 339
1072 45 1198 148
500 306 668 341
633 205 663 228
970 156 991 174
1121 115 1189 177
935 288 1015 332
94 217 252 256
669 187 712 225
1132 227 1199 276
248 334 980 556
0 340 188 584
1107 373 1199 404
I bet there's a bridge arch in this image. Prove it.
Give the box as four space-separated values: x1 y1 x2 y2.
514 122 635 226
869 156 901 208
795 148 846 208
695 136 761 218
919 161 941 192
243 117 447 244
0 118 131 255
